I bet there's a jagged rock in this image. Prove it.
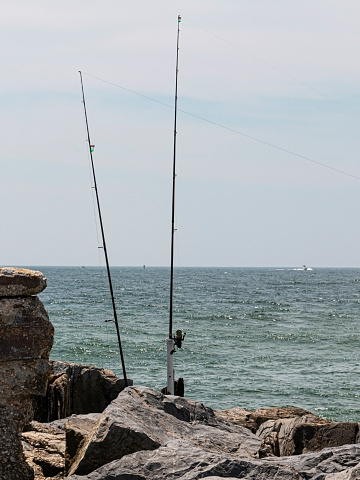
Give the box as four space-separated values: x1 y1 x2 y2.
65 438 302 479
0 267 47 297
257 415 360 457
215 405 316 433
65 414 101 472
215 407 259 432
272 444 360 479
66 386 262 477
67 440 360 480
33 361 131 422
0 269 53 480
22 421 65 480
0 296 53 364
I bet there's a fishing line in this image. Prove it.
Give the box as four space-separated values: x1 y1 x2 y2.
82 72 360 182
185 18 360 117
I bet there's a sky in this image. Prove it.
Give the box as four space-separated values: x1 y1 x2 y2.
2 1 360 267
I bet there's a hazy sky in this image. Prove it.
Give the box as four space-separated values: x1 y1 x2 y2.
2 1 360 267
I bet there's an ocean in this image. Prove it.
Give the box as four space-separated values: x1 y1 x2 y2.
35 266 360 422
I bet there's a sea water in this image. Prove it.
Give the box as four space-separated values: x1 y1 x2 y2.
34 266 360 422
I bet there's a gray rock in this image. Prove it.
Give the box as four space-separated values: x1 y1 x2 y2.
67 386 262 477
65 414 101 472
66 441 360 480
272 444 360 479
0 267 47 296
66 438 300 480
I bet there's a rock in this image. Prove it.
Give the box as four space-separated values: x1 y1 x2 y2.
272 444 360 479
22 421 66 480
257 415 359 457
64 390 360 479
65 414 101 472
215 407 259 432
66 438 302 480
67 440 360 480
23 418 67 478
67 386 262 477
215 405 315 433
0 296 53 363
33 360 132 422
0 267 47 297
0 268 53 480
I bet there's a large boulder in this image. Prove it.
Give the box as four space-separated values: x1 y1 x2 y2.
66 439 288 480
215 406 314 434
66 386 262 477
33 360 131 422
273 444 360 479
0 269 53 480
65 414 101 472
67 441 360 480
257 415 359 457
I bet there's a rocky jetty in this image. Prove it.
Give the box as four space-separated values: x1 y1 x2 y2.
62 386 360 480
22 385 360 479
0 267 53 480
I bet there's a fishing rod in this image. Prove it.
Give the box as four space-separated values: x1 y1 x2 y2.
79 71 128 387
167 15 185 396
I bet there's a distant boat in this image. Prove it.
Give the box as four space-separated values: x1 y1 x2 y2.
301 265 313 271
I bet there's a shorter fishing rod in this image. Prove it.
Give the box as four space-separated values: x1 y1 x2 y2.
79 71 128 387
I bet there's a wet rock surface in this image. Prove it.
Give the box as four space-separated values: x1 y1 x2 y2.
0 268 53 480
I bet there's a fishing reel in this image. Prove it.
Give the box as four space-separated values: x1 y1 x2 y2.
170 329 186 355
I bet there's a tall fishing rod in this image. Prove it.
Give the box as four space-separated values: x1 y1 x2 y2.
167 15 185 395
79 71 128 387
